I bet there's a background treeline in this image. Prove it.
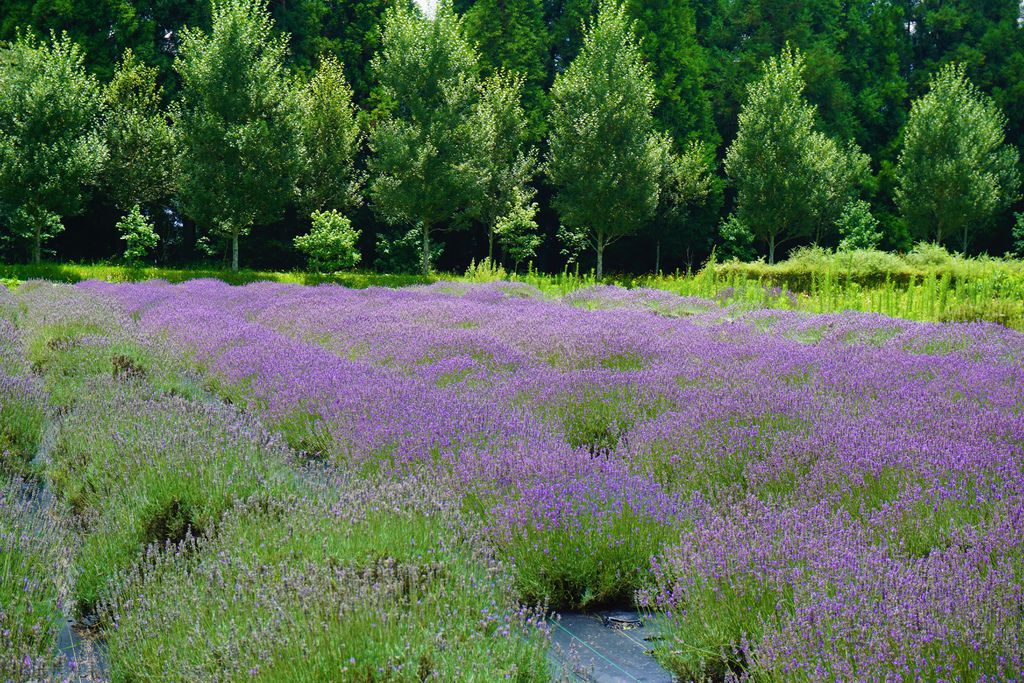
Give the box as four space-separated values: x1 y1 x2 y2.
0 0 1022 274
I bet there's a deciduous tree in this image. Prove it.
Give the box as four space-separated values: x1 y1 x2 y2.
368 0 482 276
895 63 1020 252
473 71 538 264
546 0 669 279
0 32 106 263
102 49 175 213
724 46 867 263
296 54 362 214
174 0 301 272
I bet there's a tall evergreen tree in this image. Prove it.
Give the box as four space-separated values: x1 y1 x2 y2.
623 0 715 146
0 32 106 263
368 0 483 276
896 63 1020 252
173 0 302 272
459 0 549 140
547 0 669 279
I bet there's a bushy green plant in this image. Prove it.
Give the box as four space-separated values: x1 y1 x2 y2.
718 215 756 261
838 200 883 251
905 242 954 268
293 210 361 272
116 205 160 264
103 491 550 681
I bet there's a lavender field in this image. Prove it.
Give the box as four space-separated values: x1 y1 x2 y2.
3 278 1024 681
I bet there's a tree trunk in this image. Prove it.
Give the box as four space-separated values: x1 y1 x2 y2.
232 231 239 272
768 234 776 265
421 223 430 277
961 226 969 255
595 237 604 281
32 222 41 265
488 227 495 263
655 239 661 275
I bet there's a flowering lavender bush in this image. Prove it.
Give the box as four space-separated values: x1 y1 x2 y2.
102 481 550 680
0 478 65 681
10 278 1024 679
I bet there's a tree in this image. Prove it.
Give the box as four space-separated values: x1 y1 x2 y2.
297 54 362 214
102 49 175 213
0 32 106 264
654 140 718 272
624 0 715 147
546 0 669 279
117 204 160 264
368 0 483 276
271 0 393 101
473 71 538 264
173 0 302 272
460 0 549 140
724 46 867 263
895 63 1020 253
837 199 882 251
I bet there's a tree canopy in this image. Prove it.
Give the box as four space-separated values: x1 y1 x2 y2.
547 0 669 279
0 32 106 263
173 0 301 272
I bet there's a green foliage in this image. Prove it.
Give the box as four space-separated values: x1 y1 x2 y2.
547 0 669 279
293 209 362 272
102 49 175 211
461 0 549 141
896 63 1020 253
624 0 715 146
494 198 541 269
0 32 106 264
1013 214 1024 258
655 140 719 267
838 200 883 251
368 0 483 276
374 224 445 275
116 205 160 264
297 54 362 213
725 46 869 263
173 0 302 272
717 216 756 262
474 71 539 264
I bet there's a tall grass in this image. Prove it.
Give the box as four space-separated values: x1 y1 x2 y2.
6 244 1024 328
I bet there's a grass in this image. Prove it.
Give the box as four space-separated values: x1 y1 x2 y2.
5 244 1024 330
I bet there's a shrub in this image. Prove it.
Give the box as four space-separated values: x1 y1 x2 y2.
293 209 361 272
718 215 757 261
116 205 160 264
905 241 954 267
837 199 882 251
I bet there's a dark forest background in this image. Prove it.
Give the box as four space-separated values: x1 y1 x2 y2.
3 0 1022 273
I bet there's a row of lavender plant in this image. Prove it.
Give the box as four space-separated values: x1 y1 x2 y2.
80 277 1024 680
13 281 550 681
0 284 65 682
